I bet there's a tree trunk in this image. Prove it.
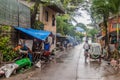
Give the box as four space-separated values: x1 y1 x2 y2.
103 15 111 59
116 15 119 50
31 1 39 28
103 15 110 60
0 51 3 65
104 17 108 47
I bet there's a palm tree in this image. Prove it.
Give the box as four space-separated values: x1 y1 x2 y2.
91 0 111 59
91 0 110 44
91 0 120 59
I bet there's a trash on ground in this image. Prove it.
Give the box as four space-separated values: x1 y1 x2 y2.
35 60 41 68
0 63 19 78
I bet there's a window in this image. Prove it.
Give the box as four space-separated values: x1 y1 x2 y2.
52 15 55 26
112 23 120 28
45 11 48 21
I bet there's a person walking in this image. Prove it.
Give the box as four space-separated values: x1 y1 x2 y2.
83 41 90 62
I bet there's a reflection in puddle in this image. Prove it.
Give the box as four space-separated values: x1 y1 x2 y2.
89 60 101 69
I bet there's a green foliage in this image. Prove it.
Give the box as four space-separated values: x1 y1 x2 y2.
56 15 84 38
28 0 85 27
29 0 85 38
56 14 71 35
0 36 18 62
56 14 73 35
108 0 120 15
2 46 17 61
63 24 75 36
56 16 64 35
0 26 18 62
91 0 120 43
90 0 120 24
76 32 84 38
33 21 44 30
87 29 98 37
0 37 10 49
75 33 84 42
90 0 110 24
0 25 11 31
60 0 83 14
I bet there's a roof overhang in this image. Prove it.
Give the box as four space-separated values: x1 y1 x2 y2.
40 0 65 14
20 0 65 14
48 5 65 14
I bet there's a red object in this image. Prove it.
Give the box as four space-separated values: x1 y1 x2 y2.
0 70 5 75
44 51 50 56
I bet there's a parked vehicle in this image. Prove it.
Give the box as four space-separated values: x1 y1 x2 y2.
89 43 101 62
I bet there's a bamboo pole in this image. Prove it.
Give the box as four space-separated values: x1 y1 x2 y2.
116 15 119 50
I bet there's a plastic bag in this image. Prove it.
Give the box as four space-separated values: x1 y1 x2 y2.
35 60 41 68
0 63 19 78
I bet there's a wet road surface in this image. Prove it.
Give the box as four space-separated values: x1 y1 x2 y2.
26 44 120 80
3 44 120 80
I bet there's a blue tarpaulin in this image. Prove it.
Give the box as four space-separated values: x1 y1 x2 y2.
14 27 51 41
76 27 85 32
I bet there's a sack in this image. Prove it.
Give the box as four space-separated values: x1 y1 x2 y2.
0 63 19 78
35 60 41 68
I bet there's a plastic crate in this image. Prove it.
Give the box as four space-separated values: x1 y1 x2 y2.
15 58 31 68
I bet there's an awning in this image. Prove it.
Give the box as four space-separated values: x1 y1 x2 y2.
97 36 103 40
14 27 51 41
76 27 85 32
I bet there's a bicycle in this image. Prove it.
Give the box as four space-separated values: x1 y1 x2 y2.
84 49 89 62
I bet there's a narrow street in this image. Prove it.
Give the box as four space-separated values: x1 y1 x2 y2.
24 43 120 80
0 0 120 80
2 43 120 80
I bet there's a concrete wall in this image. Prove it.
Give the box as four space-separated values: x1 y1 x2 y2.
39 5 57 51
39 6 57 33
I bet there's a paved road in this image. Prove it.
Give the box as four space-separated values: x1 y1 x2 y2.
3 44 120 80
27 44 120 80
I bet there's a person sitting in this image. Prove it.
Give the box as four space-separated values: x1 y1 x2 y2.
44 40 50 56
20 40 33 62
32 39 39 52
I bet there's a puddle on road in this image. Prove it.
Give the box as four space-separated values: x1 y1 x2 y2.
84 60 120 80
89 61 120 79
56 51 74 63
56 58 64 63
56 57 73 63
89 61 101 69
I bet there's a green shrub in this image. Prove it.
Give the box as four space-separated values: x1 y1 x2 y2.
0 26 18 62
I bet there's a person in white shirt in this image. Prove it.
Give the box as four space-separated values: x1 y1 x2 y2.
83 41 90 62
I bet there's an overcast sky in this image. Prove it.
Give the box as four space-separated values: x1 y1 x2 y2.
73 0 92 26
74 10 91 26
